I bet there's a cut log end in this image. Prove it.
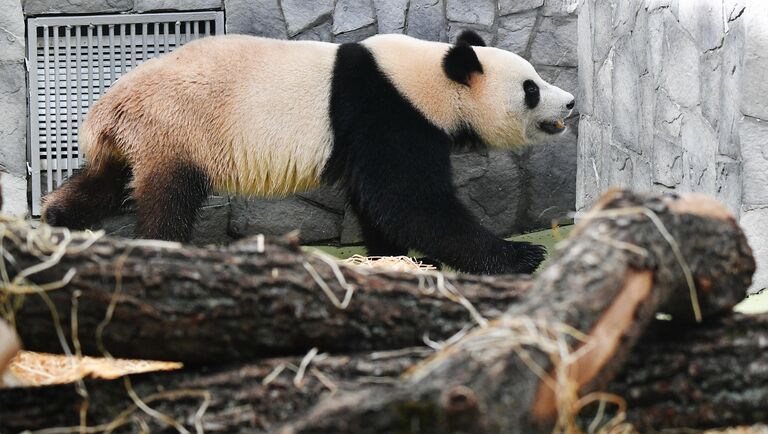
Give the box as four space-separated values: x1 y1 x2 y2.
665 193 735 222
0 321 20 387
531 270 654 421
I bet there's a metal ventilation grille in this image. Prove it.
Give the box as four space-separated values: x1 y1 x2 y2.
26 12 225 215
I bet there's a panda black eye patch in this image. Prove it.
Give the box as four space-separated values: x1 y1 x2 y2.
523 79 540 109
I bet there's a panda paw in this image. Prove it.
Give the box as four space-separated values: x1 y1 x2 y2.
504 241 547 274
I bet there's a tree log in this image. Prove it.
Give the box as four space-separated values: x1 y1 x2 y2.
279 191 755 434
0 190 756 433
612 313 768 431
0 347 429 433
2 191 753 369
2 221 530 363
1 314 766 433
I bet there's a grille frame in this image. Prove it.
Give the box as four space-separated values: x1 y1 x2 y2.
26 11 225 215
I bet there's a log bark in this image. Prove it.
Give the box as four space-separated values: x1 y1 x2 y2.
2 191 753 367
0 348 429 433
612 313 768 431
280 191 755 434
0 191 756 433
2 221 530 363
1 314 766 433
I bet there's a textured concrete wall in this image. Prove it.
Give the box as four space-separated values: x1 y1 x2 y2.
577 0 745 215
740 0 768 292
0 0 27 217
223 0 581 244
577 0 767 293
6 0 579 245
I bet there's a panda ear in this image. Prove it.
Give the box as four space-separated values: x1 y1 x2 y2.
442 42 484 86
456 30 486 47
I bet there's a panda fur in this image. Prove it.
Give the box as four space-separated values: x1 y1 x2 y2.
42 30 574 274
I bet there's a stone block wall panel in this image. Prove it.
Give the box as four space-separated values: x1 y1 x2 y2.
446 0 496 26
452 152 524 236
96 197 233 246
6 0 580 246
373 0 408 33
500 0 544 16
22 0 132 15
405 0 447 41
578 0 768 293
529 15 578 66
23 0 223 15
281 0 333 37
134 0 222 12
742 208 768 294
0 0 27 217
522 118 578 231
740 0 768 292
229 196 343 244
0 0 24 62
577 0 745 215
496 10 538 54
333 0 376 35
224 0 287 38
332 24 377 43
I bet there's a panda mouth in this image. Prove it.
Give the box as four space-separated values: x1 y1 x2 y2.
539 119 566 135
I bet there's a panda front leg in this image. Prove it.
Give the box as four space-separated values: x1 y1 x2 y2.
355 211 409 257
132 161 212 242
355 184 546 275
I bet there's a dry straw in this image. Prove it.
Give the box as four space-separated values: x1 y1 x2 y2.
405 315 637 434
0 215 209 434
0 214 648 434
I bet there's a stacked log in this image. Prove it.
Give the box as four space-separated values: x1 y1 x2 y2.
0 190 762 433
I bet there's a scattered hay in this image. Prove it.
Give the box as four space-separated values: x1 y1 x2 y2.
5 351 181 387
405 315 637 434
704 427 768 434
343 255 437 272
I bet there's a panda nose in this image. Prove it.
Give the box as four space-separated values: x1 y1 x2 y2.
566 99 575 110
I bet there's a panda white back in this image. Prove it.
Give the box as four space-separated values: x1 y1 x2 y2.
222 37 338 196
79 35 338 197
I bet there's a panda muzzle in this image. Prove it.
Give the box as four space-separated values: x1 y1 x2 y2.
539 119 566 135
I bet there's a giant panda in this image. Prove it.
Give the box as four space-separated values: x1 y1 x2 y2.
42 30 574 274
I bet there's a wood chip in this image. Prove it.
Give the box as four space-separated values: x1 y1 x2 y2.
6 351 182 387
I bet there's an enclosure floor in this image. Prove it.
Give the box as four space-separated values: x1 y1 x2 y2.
304 225 768 313
303 225 574 272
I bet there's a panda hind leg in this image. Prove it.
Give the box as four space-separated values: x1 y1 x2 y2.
132 161 211 242
42 158 132 229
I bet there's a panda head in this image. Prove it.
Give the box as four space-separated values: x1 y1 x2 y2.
443 30 575 148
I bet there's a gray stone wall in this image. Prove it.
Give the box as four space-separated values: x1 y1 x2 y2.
577 0 745 215
0 0 27 218
577 0 766 293
740 0 768 292
3 0 579 246
22 0 223 15
222 0 581 245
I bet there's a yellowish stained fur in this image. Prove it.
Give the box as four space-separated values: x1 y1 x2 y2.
81 35 336 197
